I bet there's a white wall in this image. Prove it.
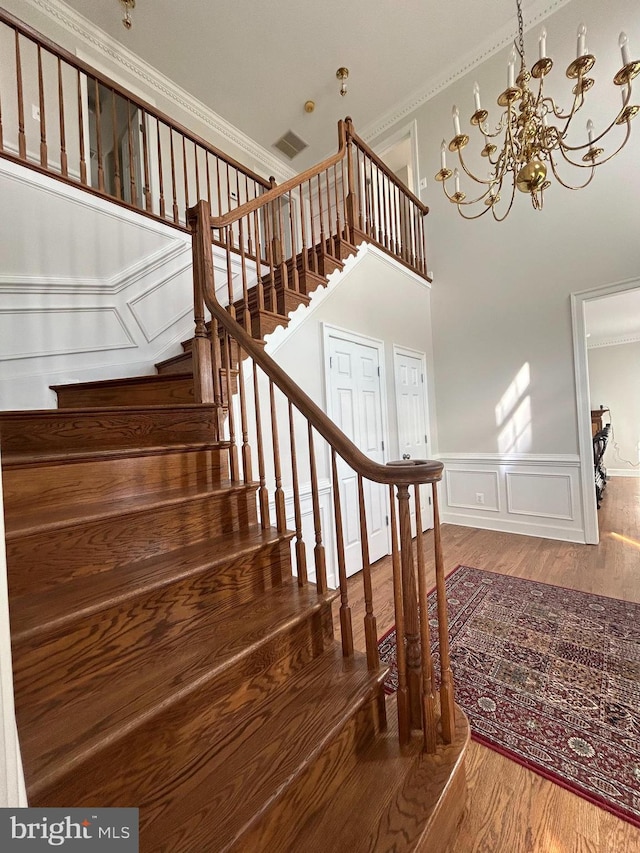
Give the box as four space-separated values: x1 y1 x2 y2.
588 340 640 475
370 0 640 542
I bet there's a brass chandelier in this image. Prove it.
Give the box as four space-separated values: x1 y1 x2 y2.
435 0 639 220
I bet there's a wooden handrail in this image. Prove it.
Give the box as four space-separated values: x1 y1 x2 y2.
189 200 441 488
0 8 270 190
210 122 348 229
346 119 429 215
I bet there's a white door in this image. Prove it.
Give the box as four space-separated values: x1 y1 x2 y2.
394 347 433 533
326 330 389 576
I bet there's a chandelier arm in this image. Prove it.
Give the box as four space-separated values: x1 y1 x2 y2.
548 150 596 190
455 204 494 220
490 175 517 222
456 149 494 187
557 111 633 153
558 120 632 169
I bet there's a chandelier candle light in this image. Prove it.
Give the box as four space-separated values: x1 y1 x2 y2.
435 0 639 220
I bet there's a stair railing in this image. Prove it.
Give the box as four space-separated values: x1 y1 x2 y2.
189 197 454 752
0 8 270 229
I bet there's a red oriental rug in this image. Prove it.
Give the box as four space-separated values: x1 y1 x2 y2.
377 565 640 828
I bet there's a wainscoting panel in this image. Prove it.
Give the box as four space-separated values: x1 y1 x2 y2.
439 454 585 543
445 468 500 512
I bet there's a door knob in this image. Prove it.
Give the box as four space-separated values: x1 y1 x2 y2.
402 453 411 460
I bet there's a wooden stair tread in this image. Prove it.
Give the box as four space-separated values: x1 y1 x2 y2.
11 525 290 643
141 645 386 852
2 441 228 468
4 478 256 536
288 697 470 853
50 372 192 392
19 579 338 789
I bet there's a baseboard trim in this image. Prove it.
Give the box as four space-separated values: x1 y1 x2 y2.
441 511 587 544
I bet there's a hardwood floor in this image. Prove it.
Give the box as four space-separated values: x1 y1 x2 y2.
341 477 640 853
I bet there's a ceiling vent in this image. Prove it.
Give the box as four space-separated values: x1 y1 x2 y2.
273 130 308 160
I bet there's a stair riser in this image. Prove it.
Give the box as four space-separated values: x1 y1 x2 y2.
3 449 229 515
7 487 258 594
155 353 193 375
55 377 195 408
153 687 383 853
0 408 221 455
27 601 335 807
231 693 383 853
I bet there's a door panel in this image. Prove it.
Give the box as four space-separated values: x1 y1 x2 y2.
328 333 389 576
394 349 433 533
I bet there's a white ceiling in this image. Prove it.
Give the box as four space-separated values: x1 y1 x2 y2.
60 0 566 168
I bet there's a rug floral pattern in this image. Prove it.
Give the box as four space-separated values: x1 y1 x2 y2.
377 565 640 827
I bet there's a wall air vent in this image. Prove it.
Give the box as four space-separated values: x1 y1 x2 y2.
273 130 308 160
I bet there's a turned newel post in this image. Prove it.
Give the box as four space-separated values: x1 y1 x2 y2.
344 117 360 242
396 484 423 730
187 199 215 404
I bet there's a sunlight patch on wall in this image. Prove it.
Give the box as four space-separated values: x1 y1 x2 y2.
495 362 532 454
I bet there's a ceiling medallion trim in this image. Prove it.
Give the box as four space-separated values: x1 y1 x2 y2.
362 0 572 144
20 0 297 182
587 334 640 349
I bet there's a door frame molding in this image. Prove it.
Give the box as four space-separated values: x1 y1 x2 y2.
570 274 640 545
392 344 431 461
374 119 421 197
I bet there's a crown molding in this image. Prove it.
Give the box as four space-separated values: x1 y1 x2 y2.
587 334 640 349
362 0 572 144
19 0 297 183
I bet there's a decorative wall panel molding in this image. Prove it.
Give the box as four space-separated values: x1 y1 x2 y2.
0 307 136 361
439 453 584 543
127 262 193 343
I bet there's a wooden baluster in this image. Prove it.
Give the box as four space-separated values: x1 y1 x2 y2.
156 120 165 219
316 172 326 262
299 181 310 280
323 167 332 251
393 184 401 257
288 401 307 585
223 328 239 482
308 423 327 594
194 143 201 203
236 342 252 484
287 190 300 295
226 162 232 215
414 487 437 753
375 164 384 244
396 483 422 729
252 362 270 529
276 194 289 300
187 199 215 404
224 225 237 323
245 175 254 257
364 154 373 238
339 159 348 245
408 198 416 267
169 128 179 223
15 32 26 159
77 70 87 184
238 215 251 334
263 193 277 312
140 110 151 211
215 157 222 217
37 46 47 168
252 207 266 316
57 58 67 177
357 474 379 671
127 99 137 206
269 380 286 533
383 173 391 249
93 79 105 192
333 163 342 252
389 485 410 745
433 482 455 743
205 152 212 212
331 450 354 657
308 178 318 273
182 135 189 215
209 316 225 441
111 90 121 198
